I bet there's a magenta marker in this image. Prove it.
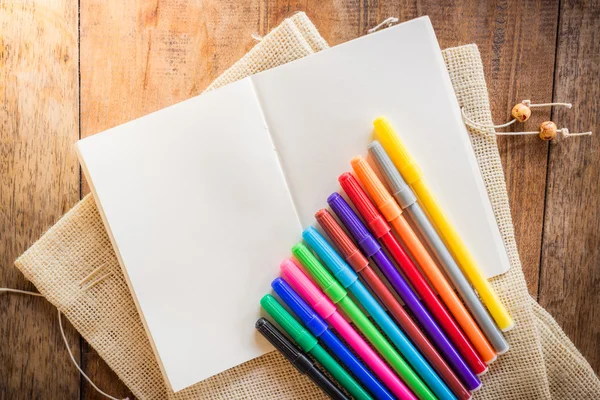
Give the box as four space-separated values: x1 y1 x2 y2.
280 259 417 400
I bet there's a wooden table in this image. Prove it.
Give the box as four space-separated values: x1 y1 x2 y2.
1 1 598 398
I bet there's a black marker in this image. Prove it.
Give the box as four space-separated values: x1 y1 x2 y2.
255 318 350 400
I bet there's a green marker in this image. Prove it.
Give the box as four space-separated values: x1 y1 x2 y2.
293 243 436 400
260 294 373 400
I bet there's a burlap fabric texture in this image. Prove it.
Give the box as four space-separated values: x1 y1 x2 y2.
14 12 600 400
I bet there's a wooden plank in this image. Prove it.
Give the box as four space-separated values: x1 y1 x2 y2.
481 1 560 298
415 0 560 297
419 0 560 298
539 0 600 374
0 0 81 398
78 0 262 397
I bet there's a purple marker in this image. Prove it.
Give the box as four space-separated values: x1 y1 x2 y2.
327 192 480 391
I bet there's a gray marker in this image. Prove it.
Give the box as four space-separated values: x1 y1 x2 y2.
368 140 509 355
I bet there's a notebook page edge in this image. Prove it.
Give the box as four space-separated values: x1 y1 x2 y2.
75 78 297 392
75 140 175 393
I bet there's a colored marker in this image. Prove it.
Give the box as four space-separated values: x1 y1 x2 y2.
272 278 396 400
316 209 471 400
328 194 481 391
255 318 350 400
303 227 455 400
342 166 489 371
373 116 513 332
368 141 509 355
280 259 417 400
261 295 372 400
292 243 435 400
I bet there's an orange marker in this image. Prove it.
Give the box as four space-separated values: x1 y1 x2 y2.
351 156 497 364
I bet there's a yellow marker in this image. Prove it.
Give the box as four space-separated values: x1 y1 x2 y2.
373 116 514 332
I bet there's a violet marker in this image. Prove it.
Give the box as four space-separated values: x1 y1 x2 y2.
328 193 481 391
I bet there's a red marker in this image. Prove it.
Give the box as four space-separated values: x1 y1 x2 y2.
339 172 487 376
316 209 471 400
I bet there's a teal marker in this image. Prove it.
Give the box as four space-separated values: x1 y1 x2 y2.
261 294 373 400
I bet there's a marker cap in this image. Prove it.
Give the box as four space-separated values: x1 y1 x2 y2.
337 174 390 238
260 294 318 352
368 141 417 209
302 227 358 289
279 260 336 319
272 277 328 337
373 117 423 185
327 193 381 258
315 209 369 272
292 243 347 304
256 318 308 370
280 259 336 318
351 156 402 221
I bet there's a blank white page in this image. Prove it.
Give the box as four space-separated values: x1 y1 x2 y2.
76 78 301 392
252 16 510 278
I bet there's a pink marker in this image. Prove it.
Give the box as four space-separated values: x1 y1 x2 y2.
281 259 417 400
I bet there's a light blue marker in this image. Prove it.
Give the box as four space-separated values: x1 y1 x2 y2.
303 226 456 400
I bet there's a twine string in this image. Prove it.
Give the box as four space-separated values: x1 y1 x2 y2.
524 100 572 109
367 17 399 34
0 287 44 297
560 128 592 137
80 263 106 286
494 131 539 136
81 272 113 292
462 101 574 131
461 107 517 131
462 101 592 138
482 128 592 138
1 287 128 400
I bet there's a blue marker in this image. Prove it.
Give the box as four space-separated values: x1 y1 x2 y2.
303 227 457 400
272 277 395 400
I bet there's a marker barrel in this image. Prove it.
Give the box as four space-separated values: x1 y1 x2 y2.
316 210 471 399
303 228 454 400
293 243 436 400
261 295 372 400
368 139 509 353
272 278 396 400
373 116 514 332
406 204 508 354
328 194 480 391
280 260 417 400
338 295 435 400
255 318 350 400
349 156 499 363
369 249 481 390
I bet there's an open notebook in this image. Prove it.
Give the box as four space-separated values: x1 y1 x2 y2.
76 17 510 393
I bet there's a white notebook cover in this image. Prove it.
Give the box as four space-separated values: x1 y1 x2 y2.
77 17 510 392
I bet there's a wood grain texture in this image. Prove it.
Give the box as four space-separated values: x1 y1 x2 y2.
474 1 561 298
539 0 600 375
403 0 560 297
0 0 80 398
390 1 561 298
1 0 598 398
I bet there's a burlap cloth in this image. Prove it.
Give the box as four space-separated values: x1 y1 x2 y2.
14 12 600 400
